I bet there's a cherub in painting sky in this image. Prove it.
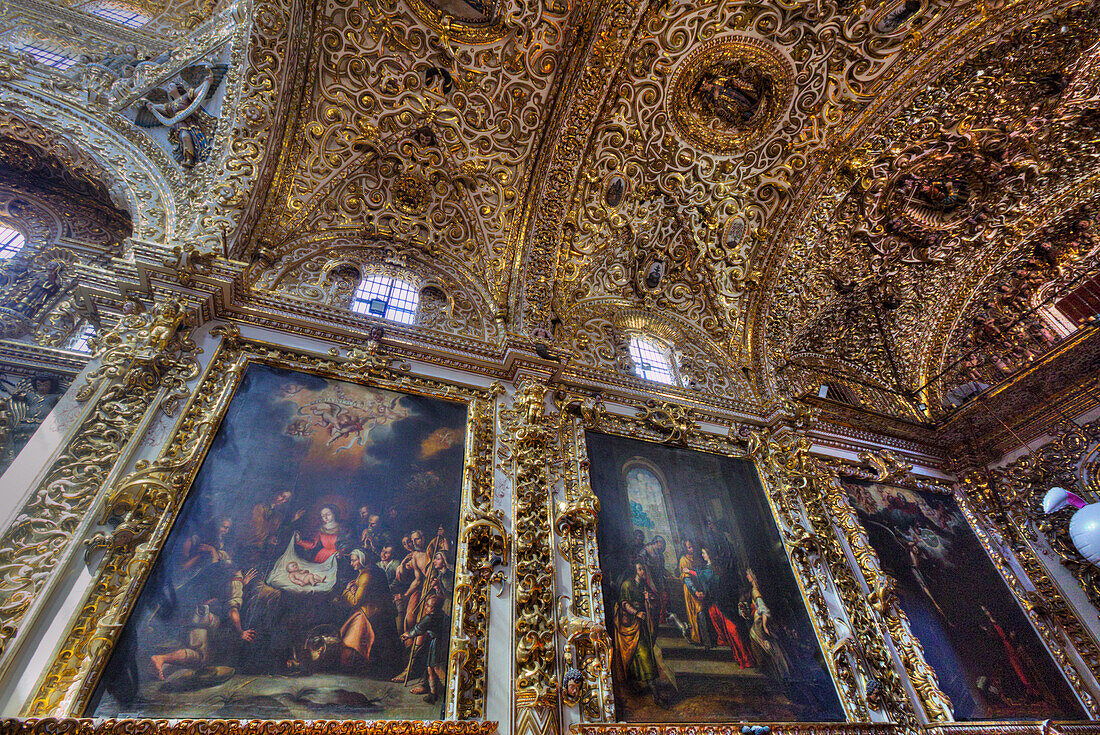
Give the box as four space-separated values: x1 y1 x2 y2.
91 364 467 721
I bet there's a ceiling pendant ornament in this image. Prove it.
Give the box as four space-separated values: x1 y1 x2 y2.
404 0 511 45
668 37 793 154
391 172 432 216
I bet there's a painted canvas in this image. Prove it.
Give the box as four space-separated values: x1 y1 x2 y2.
587 432 845 722
90 363 467 720
843 479 1085 720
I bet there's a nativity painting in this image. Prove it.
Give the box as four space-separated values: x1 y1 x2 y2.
843 480 1085 720
90 363 467 720
587 432 844 723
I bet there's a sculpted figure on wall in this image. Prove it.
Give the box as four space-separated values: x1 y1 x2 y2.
0 373 63 475
0 254 69 338
133 63 229 168
692 61 770 128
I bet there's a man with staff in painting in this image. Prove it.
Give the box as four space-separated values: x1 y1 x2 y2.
392 525 453 683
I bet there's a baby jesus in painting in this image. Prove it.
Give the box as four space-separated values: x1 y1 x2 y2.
286 561 327 587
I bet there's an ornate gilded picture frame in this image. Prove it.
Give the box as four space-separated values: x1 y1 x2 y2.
550 397 879 725
21 332 506 724
831 465 1099 722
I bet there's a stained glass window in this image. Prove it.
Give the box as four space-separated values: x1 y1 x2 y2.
16 43 78 70
84 1 151 28
0 225 26 259
69 322 97 353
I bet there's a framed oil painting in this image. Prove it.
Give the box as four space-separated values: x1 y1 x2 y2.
842 479 1086 720
587 431 845 723
87 362 470 721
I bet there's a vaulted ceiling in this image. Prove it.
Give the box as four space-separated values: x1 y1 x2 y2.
236 0 1100 428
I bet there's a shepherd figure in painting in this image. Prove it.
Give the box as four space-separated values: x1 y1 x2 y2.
402 593 449 703
613 561 672 706
339 549 399 667
678 539 703 643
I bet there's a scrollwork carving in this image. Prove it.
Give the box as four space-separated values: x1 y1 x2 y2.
508 379 558 732
0 296 200 669
25 334 502 717
77 298 199 417
634 399 701 445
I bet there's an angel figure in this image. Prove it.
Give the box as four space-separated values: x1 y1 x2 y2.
134 63 228 167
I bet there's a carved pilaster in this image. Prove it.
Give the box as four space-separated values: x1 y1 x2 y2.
958 461 1100 690
510 379 558 735
750 432 923 724
815 452 953 722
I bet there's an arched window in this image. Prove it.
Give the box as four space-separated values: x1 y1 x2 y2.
83 1 151 27
624 459 680 570
628 334 677 385
350 273 420 324
0 225 26 259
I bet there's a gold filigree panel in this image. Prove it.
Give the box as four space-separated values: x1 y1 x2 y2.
761 2 1100 419
247 0 576 309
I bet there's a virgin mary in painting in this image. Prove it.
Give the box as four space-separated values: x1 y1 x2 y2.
295 506 348 563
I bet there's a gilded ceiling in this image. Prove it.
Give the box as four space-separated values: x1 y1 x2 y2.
0 0 1097 441
231 0 1100 424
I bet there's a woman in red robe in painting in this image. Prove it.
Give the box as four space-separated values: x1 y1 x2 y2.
687 546 755 669
294 506 345 562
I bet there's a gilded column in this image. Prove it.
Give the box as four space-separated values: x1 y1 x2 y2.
511 379 558 735
814 463 953 722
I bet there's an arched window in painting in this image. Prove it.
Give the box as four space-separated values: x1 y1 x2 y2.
624 461 679 571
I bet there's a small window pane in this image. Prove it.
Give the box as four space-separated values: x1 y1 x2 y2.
69 323 97 352
629 335 676 385
16 43 78 70
350 274 419 325
84 1 151 27
0 226 26 258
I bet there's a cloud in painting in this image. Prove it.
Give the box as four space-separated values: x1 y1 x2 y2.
420 426 461 460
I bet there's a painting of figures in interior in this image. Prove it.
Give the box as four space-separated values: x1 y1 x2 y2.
843 479 1085 720
90 363 467 720
587 432 845 722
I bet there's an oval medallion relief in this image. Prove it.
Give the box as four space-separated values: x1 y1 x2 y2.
669 37 794 153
